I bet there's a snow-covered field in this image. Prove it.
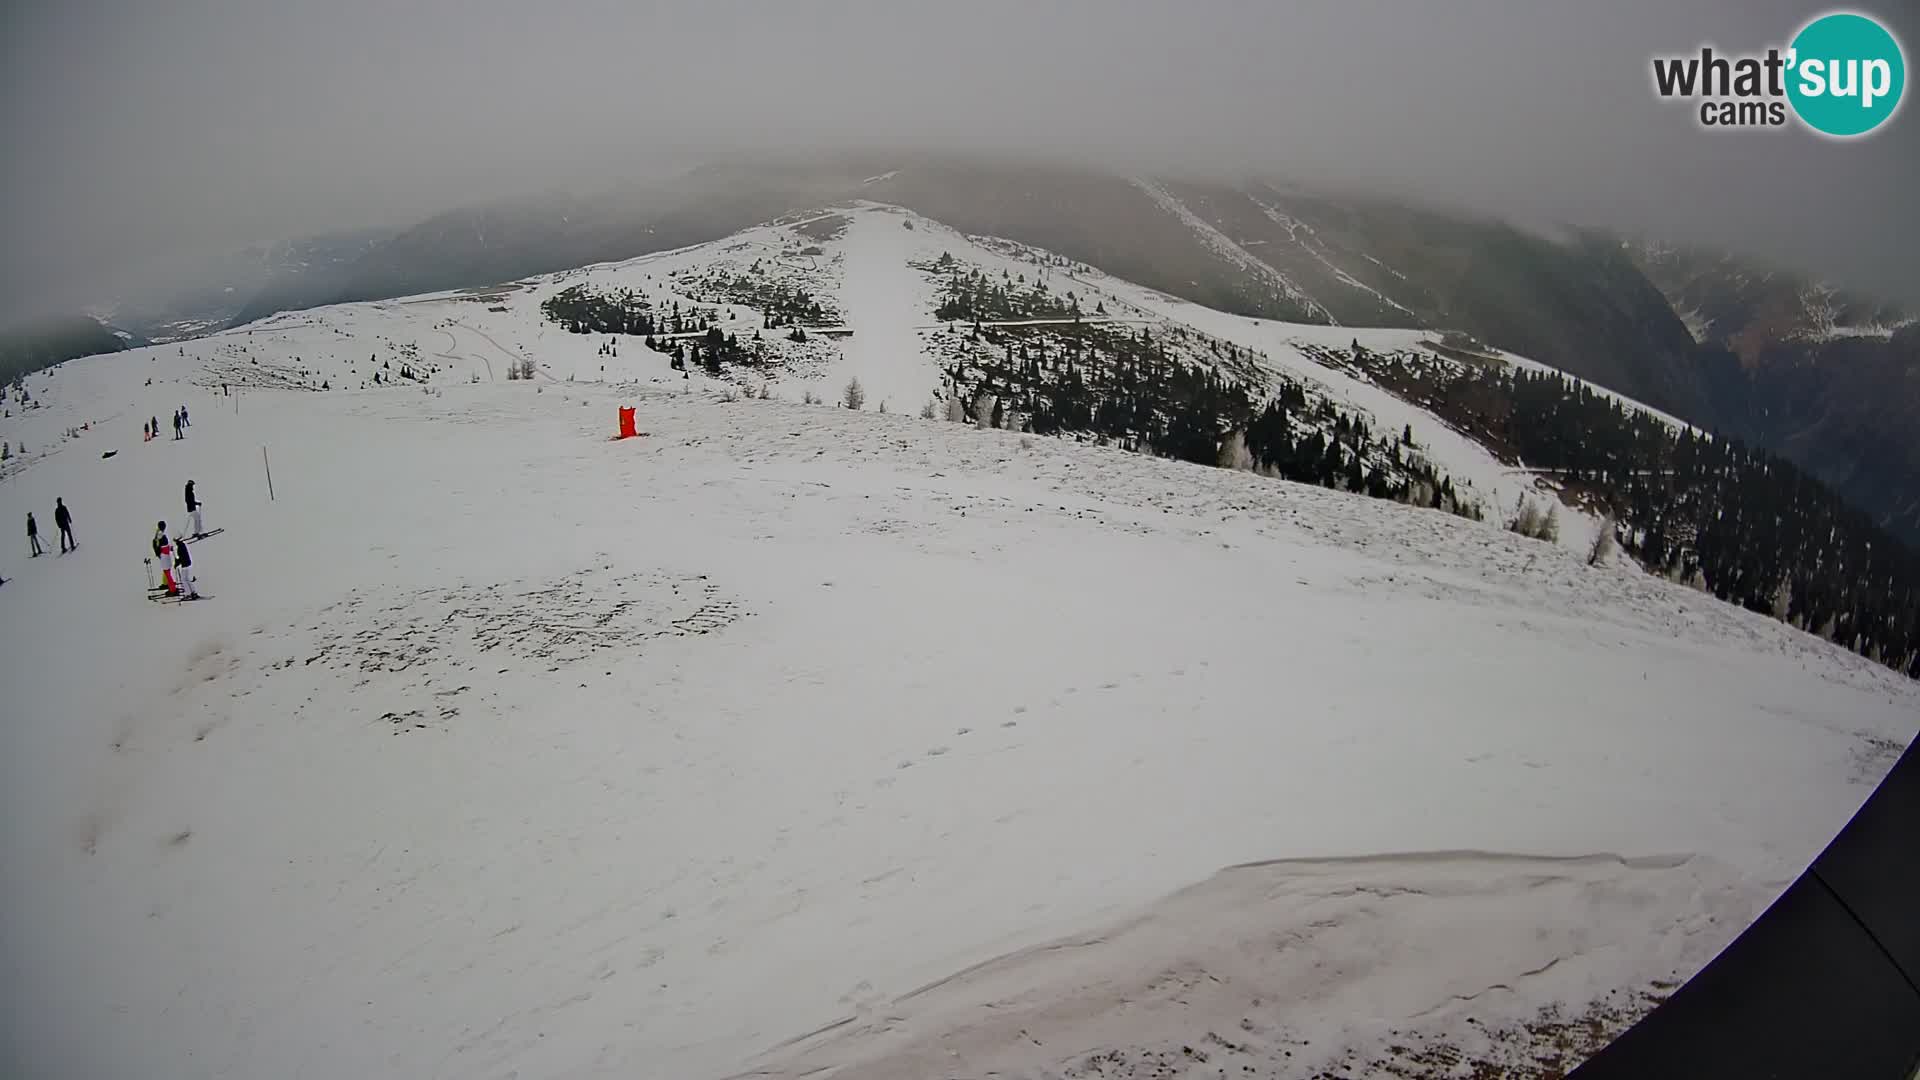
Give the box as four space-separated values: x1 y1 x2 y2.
2 213 1916 1079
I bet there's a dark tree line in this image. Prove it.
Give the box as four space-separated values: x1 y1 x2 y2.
944 323 1481 519
680 267 838 328
1373 355 1918 676
540 278 816 376
542 286 719 338
933 258 1081 323
645 325 754 374
541 285 658 336
754 284 830 328
1240 390 1475 515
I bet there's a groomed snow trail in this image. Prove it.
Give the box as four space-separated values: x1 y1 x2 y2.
816 206 943 414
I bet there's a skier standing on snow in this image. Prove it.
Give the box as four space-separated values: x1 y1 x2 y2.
185 481 205 538
180 405 190 428
54 498 74 553
27 512 43 557
152 521 174 594
173 534 199 599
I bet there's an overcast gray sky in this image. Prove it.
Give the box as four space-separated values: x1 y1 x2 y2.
3 0 1916 323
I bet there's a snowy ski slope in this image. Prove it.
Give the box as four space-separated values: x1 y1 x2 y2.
40 204 1688 553
1 208 1914 1080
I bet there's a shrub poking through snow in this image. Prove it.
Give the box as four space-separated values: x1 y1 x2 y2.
1589 517 1617 566
1509 497 1559 542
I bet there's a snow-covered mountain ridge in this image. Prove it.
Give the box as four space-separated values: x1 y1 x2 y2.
1 204 1915 1080
129 205 1677 546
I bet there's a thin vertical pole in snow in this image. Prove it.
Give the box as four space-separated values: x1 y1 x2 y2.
262 445 275 502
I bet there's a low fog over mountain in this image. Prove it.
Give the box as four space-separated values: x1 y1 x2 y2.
4 0 1916 324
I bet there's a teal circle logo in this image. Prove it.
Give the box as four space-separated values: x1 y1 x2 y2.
1787 12 1906 136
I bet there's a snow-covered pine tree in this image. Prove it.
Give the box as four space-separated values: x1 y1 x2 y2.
972 392 996 430
1219 430 1253 471
1589 517 1616 565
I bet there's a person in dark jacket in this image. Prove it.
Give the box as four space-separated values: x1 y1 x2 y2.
53 498 74 553
185 481 205 538
27 512 43 556
172 533 199 599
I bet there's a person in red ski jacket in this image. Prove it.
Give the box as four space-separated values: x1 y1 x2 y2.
152 521 174 594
